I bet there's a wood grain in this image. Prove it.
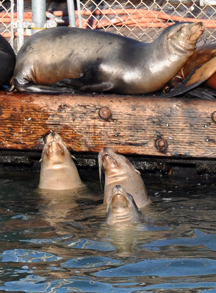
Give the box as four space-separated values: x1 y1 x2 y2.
1 91 216 158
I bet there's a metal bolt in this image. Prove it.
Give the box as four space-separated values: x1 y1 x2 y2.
155 138 168 152
99 107 112 120
212 111 216 123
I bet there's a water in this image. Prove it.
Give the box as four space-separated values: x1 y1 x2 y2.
0 170 216 292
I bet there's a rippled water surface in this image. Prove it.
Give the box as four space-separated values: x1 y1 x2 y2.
0 170 216 292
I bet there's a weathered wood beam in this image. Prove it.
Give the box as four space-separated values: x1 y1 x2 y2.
0 91 216 158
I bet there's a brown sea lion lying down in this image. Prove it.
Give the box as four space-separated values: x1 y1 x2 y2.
12 22 204 94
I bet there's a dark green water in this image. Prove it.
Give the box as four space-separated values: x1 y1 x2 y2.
0 170 216 292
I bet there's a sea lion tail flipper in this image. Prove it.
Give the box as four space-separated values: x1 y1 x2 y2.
162 56 216 98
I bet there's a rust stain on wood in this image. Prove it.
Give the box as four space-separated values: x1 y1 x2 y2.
1 91 216 158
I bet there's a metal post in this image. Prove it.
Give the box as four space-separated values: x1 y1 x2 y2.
17 0 24 50
10 0 14 49
32 0 46 34
67 0 76 27
76 0 82 28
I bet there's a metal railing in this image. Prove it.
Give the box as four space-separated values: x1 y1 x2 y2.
1 0 216 51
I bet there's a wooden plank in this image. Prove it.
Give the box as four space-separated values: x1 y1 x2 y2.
1 91 216 158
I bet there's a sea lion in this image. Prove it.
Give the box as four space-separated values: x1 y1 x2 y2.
0 35 16 87
162 44 216 97
38 132 83 190
106 185 142 226
12 22 204 94
98 147 150 208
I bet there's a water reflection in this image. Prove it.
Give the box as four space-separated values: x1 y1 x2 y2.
0 171 216 292
36 186 101 235
142 229 216 251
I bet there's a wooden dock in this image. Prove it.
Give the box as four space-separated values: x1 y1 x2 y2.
1 90 216 173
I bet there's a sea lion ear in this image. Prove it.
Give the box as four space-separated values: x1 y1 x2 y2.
71 155 77 162
135 168 141 175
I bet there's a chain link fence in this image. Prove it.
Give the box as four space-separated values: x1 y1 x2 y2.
1 0 216 51
78 0 216 45
0 0 14 47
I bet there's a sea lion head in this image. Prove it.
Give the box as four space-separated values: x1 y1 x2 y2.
41 132 71 168
38 132 82 190
98 147 138 187
106 185 142 226
165 21 204 45
164 22 205 55
98 147 150 208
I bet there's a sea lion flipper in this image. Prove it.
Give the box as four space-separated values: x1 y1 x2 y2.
185 87 216 100
56 77 114 92
162 56 216 98
161 66 203 98
12 78 75 94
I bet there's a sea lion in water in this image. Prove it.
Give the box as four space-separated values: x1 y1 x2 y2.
106 185 142 226
12 22 204 94
98 147 150 208
162 43 216 97
0 35 16 87
38 132 82 190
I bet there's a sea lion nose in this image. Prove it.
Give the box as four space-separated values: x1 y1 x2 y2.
103 147 113 153
115 185 121 189
43 132 53 144
103 147 109 152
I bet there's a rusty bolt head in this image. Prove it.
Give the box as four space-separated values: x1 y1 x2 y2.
212 111 216 123
155 138 168 152
99 107 112 120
